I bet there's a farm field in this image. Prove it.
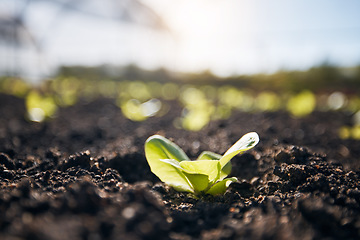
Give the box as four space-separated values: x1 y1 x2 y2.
0 75 360 239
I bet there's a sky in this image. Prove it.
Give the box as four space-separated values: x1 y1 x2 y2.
1 0 360 80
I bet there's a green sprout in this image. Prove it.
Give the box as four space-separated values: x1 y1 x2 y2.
145 132 259 196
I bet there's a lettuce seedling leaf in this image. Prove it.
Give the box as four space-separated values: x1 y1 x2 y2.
182 172 209 192
219 132 259 169
197 151 222 160
219 162 232 180
159 158 184 170
161 159 210 192
206 177 237 195
197 151 231 180
146 135 190 162
180 160 221 183
145 135 193 192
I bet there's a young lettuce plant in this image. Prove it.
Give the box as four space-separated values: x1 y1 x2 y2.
145 132 259 196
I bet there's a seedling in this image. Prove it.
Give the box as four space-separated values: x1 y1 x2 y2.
145 132 259 196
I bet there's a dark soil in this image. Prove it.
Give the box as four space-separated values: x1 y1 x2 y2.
1 93 359 240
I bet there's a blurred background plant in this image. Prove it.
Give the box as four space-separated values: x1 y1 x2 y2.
1 65 360 139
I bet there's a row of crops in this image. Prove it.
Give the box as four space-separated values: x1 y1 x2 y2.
1 77 360 139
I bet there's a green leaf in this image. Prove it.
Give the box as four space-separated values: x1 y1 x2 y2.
197 151 222 160
159 158 184 170
145 135 193 192
146 135 190 162
180 160 221 183
206 177 237 196
219 132 259 168
197 151 231 180
219 162 232 180
182 172 209 192
161 159 210 192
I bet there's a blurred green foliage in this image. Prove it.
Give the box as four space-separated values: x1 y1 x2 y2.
56 63 360 93
286 91 316 117
1 63 360 137
26 91 57 122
